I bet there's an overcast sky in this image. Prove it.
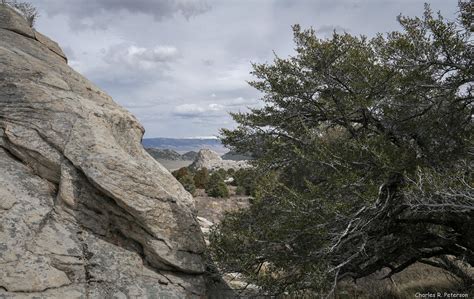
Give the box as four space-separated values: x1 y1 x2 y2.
34 0 457 138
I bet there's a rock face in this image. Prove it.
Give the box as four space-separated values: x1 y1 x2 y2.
190 149 249 171
0 5 216 298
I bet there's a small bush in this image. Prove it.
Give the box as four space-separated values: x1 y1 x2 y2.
207 180 229 198
172 167 190 181
178 174 196 196
235 185 246 196
215 168 228 179
233 168 258 196
193 167 209 189
206 172 229 198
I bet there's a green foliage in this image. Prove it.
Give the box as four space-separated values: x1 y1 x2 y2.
235 185 246 196
211 3 473 296
172 167 190 181
207 180 229 198
206 172 229 198
193 167 209 189
215 168 228 179
178 174 196 196
232 168 259 196
172 167 197 195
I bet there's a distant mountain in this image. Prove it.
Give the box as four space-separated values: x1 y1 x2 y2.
142 137 227 154
145 148 182 160
181 151 198 160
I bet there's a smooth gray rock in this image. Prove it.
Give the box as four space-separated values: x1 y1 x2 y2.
0 5 220 298
34 30 67 62
190 148 250 171
0 4 35 38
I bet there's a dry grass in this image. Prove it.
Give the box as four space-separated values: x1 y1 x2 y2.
337 263 473 298
194 187 250 224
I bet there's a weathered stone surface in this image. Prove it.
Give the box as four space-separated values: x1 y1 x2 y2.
190 149 250 171
0 5 221 298
34 30 67 62
0 4 35 38
0 255 71 292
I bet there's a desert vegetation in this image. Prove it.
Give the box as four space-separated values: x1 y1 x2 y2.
206 171 230 198
209 2 473 297
1 0 38 27
172 166 225 198
172 165 262 199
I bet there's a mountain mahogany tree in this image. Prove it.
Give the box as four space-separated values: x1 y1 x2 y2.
210 2 473 296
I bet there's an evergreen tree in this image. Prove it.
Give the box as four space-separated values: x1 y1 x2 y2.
210 3 473 295
206 172 229 198
193 167 209 189
172 167 190 181
178 174 196 196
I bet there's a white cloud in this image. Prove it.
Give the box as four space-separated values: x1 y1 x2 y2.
173 103 224 117
104 44 180 70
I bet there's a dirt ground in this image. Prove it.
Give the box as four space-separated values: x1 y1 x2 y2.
194 187 250 224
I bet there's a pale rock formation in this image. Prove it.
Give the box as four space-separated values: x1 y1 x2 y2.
190 149 249 171
0 5 228 298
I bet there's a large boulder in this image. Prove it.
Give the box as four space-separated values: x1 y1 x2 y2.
190 149 250 171
190 149 223 170
0 5 223 298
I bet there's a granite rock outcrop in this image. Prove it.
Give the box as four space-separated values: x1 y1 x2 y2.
0 5 218 298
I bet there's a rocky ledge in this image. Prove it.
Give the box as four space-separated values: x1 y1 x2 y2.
0 5 229 298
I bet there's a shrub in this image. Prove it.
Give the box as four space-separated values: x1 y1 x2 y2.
227 168 235 176
193 167 209 189
215 168 228 179
178 174 196 196
172 167 190 181
206 172 229 198
235 185 246 196
233 168 258 196
207 180 229 198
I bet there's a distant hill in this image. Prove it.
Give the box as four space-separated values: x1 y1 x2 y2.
142 137 227 154
145 148 182 160
181 151 198 160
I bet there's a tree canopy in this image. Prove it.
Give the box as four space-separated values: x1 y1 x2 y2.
210 3 473 296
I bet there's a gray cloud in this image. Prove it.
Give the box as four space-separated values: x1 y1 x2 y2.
104 43 180 70
37 0 211 30
34 0 457 138
202 59 214 66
